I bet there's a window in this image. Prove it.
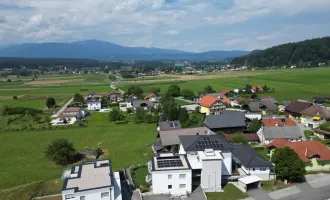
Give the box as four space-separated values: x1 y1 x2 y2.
179 184 186 189
260 168 266 171
253 168 255 171
168 174 172 179
101 192 109 199
179 174 186 179
80 197 85 200
168 185 172 189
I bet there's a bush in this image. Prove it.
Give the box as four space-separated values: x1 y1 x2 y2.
320 122 330 132
4 107 42 115
46 97 56 108
45 139 76 165
13 96 17 100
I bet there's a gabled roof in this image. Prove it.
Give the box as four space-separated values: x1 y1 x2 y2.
220 90 232 95
223 133 260 142
199 96 222 107
300 105 330 119
160 127 215 146
252 85 263 91
203 111 246 129
262 126 302 140
179 135 232 152
64 107 81 112
267 139 330 162
232 144 273 168
261 96 278 104
132 100 154 108
158 121 182 131
261 118 296 127
285 100 312 113
248 101 278 112
144 93 157 99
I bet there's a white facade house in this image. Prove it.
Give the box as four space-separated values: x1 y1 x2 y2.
257 126 303 144
62 160 122 200
87 94 102 110
149 154 192 196
119 102 133 112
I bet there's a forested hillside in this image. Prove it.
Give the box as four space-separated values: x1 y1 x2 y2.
231 37 330 67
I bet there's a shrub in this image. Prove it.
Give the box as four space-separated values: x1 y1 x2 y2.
45 139 76 165
46 97 56 108
5 107 42 115
13 96 17 100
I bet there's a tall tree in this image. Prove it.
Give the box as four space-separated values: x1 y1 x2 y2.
108 74 117 82
203 85 216 94
178 108 189 127
46 97 56 108
109 108 125 121
127 86 144 99
134 108 146 124
101 96 108 107
272 147 306 182
263 84 269 92
245 84 252 94
181 89 195 100
45 139 76 165
73 93 85 103
151 88 161 95
248 119 262 133
167 84 181 97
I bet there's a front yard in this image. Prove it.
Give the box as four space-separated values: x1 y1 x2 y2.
253 147 270 161
206 184 249 200
261 180 295 192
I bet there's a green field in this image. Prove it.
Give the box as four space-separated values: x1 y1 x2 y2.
206 184 249 200
118 68 330 102
0 112 155 190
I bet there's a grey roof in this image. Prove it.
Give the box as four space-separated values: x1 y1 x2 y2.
232 144 273 168
179 134 232 152
127 95 138 103
152 141 164 151
282 100 292 107
248 101 278 112
261 97 278 104
159 127 215 146
262 126 303 140
158 121 182 131
300 105 330 119
203 111 246 129
132 100 154 108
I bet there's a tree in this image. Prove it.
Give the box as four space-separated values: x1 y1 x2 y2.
251 94 258 99
109 108 125 121
73 93 85 103
151 88 161 95
263 84 269 92
45 139 76 165
203 85 216 94
245 84 252 94
181 89 195 100
108 74 117 82
127 86 144 99
13 96 17 100
231 135 248 144
101 96 108 108
272 147 306 182
7 79 11 82
248 119 262 133
0 105 10 116
134 108 146 124
167 84 181 97
178 108 189 127
46 97 56 108
160 93 180 121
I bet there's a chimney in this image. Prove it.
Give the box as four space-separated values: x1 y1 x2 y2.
305 148 308 156
276 122 278 127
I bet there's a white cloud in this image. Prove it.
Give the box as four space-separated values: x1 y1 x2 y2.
165 30 179 35
224 37 250 46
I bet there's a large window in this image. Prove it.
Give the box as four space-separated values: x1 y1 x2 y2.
101 192 109 199
80 197 85 200
179 174 186 179
168 185 172 189
179 184 186 189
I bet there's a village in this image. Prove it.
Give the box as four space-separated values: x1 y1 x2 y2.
51 83 330 200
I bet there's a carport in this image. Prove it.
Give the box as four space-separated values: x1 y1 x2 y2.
237 175 261 192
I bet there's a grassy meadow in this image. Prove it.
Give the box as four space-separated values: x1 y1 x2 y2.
118 68 330 102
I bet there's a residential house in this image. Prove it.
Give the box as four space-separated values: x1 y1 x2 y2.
260 96 278 104
257 126 302 144
325 95 330 102
251 86 263 93
223 133 260 144
157 121 182 131
198 96 226 115
314 129 330 140
304 118 326 129
246 101 278 115
144 93 160 102
132 100 154 110
181 104 200 113
261 118 297 127
285 100 312 119
155 127 215 152
236 98 252 105
203 111 246 133
313 97 325 105
87 93 102 110
108 92 122 103
267 139 330 171
300 105 330 123
219 90 235 97
62 160 122 200
119 95 138 112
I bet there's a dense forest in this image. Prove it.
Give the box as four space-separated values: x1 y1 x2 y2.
231 37 330 67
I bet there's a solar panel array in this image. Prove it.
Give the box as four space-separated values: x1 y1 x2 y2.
195 137 224 149
157 158 184 168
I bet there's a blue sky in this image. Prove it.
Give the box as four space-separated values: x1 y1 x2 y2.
0 0 329 52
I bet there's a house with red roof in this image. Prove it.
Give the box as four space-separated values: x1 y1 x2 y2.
267 139 330 171
219 90 235 97
144 93 160 102
199 96 226 115
261 118 296 127
251 86 263 93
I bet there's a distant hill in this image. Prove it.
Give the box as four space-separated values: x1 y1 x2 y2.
231 37 330 67
0 40 249 61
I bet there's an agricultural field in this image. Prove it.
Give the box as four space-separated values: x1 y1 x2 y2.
118 68 330 102
0 112 155 191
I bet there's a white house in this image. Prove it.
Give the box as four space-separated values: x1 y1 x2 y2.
62 160 122 200
87 94 102 110
144 93 160 102
149 154 192 196
257 126 303 144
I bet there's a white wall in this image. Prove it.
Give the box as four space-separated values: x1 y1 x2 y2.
178 144 186 155
241 165 271 180
201 160 222 192
88 102 101 110
222 152 232 176
62 187 114 200
152 169 192 196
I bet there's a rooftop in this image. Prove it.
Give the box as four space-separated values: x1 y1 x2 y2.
285 100 312 113
232 144 273 168
203 111 246 129
158 121 182 131
179 134 232 152
300 105 330 119
152 155 190 171
261 118 296 127
262 126 302 140
63 107 81 112
248 101 278 112
63 160 112 192
144 93 157 99
199 96 221 108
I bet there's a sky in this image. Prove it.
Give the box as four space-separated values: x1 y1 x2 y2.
0 0 329 52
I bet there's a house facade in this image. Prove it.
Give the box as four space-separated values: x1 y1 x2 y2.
144 93 160 102
199 96 226 115
257 126 302 144
285 100 312 119
87 94 102 110
62 160 122 200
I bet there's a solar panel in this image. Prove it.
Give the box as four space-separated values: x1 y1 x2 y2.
157 158 184 168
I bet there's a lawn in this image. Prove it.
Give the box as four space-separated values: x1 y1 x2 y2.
206 184 249 200
175 99 192 106
118 68 330 102
253 147 270 161
304 130 314 139
261 180 295 192
0 112 156 190
132 167 148 187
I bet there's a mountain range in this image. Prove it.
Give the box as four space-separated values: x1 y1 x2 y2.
0 40 249 61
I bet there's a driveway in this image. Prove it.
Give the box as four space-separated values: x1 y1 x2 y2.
52 98 73 118
248 189 272 200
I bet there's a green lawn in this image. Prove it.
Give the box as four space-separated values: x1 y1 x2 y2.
0 112 156 190
206 184 249 200
175 99 192 106
261 180 295 192
253 147 270 161
304 130 314 139
132 167 148 187
118 68 330 102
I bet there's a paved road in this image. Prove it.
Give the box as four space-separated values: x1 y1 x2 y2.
52 98 73 118
110 83 124 94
